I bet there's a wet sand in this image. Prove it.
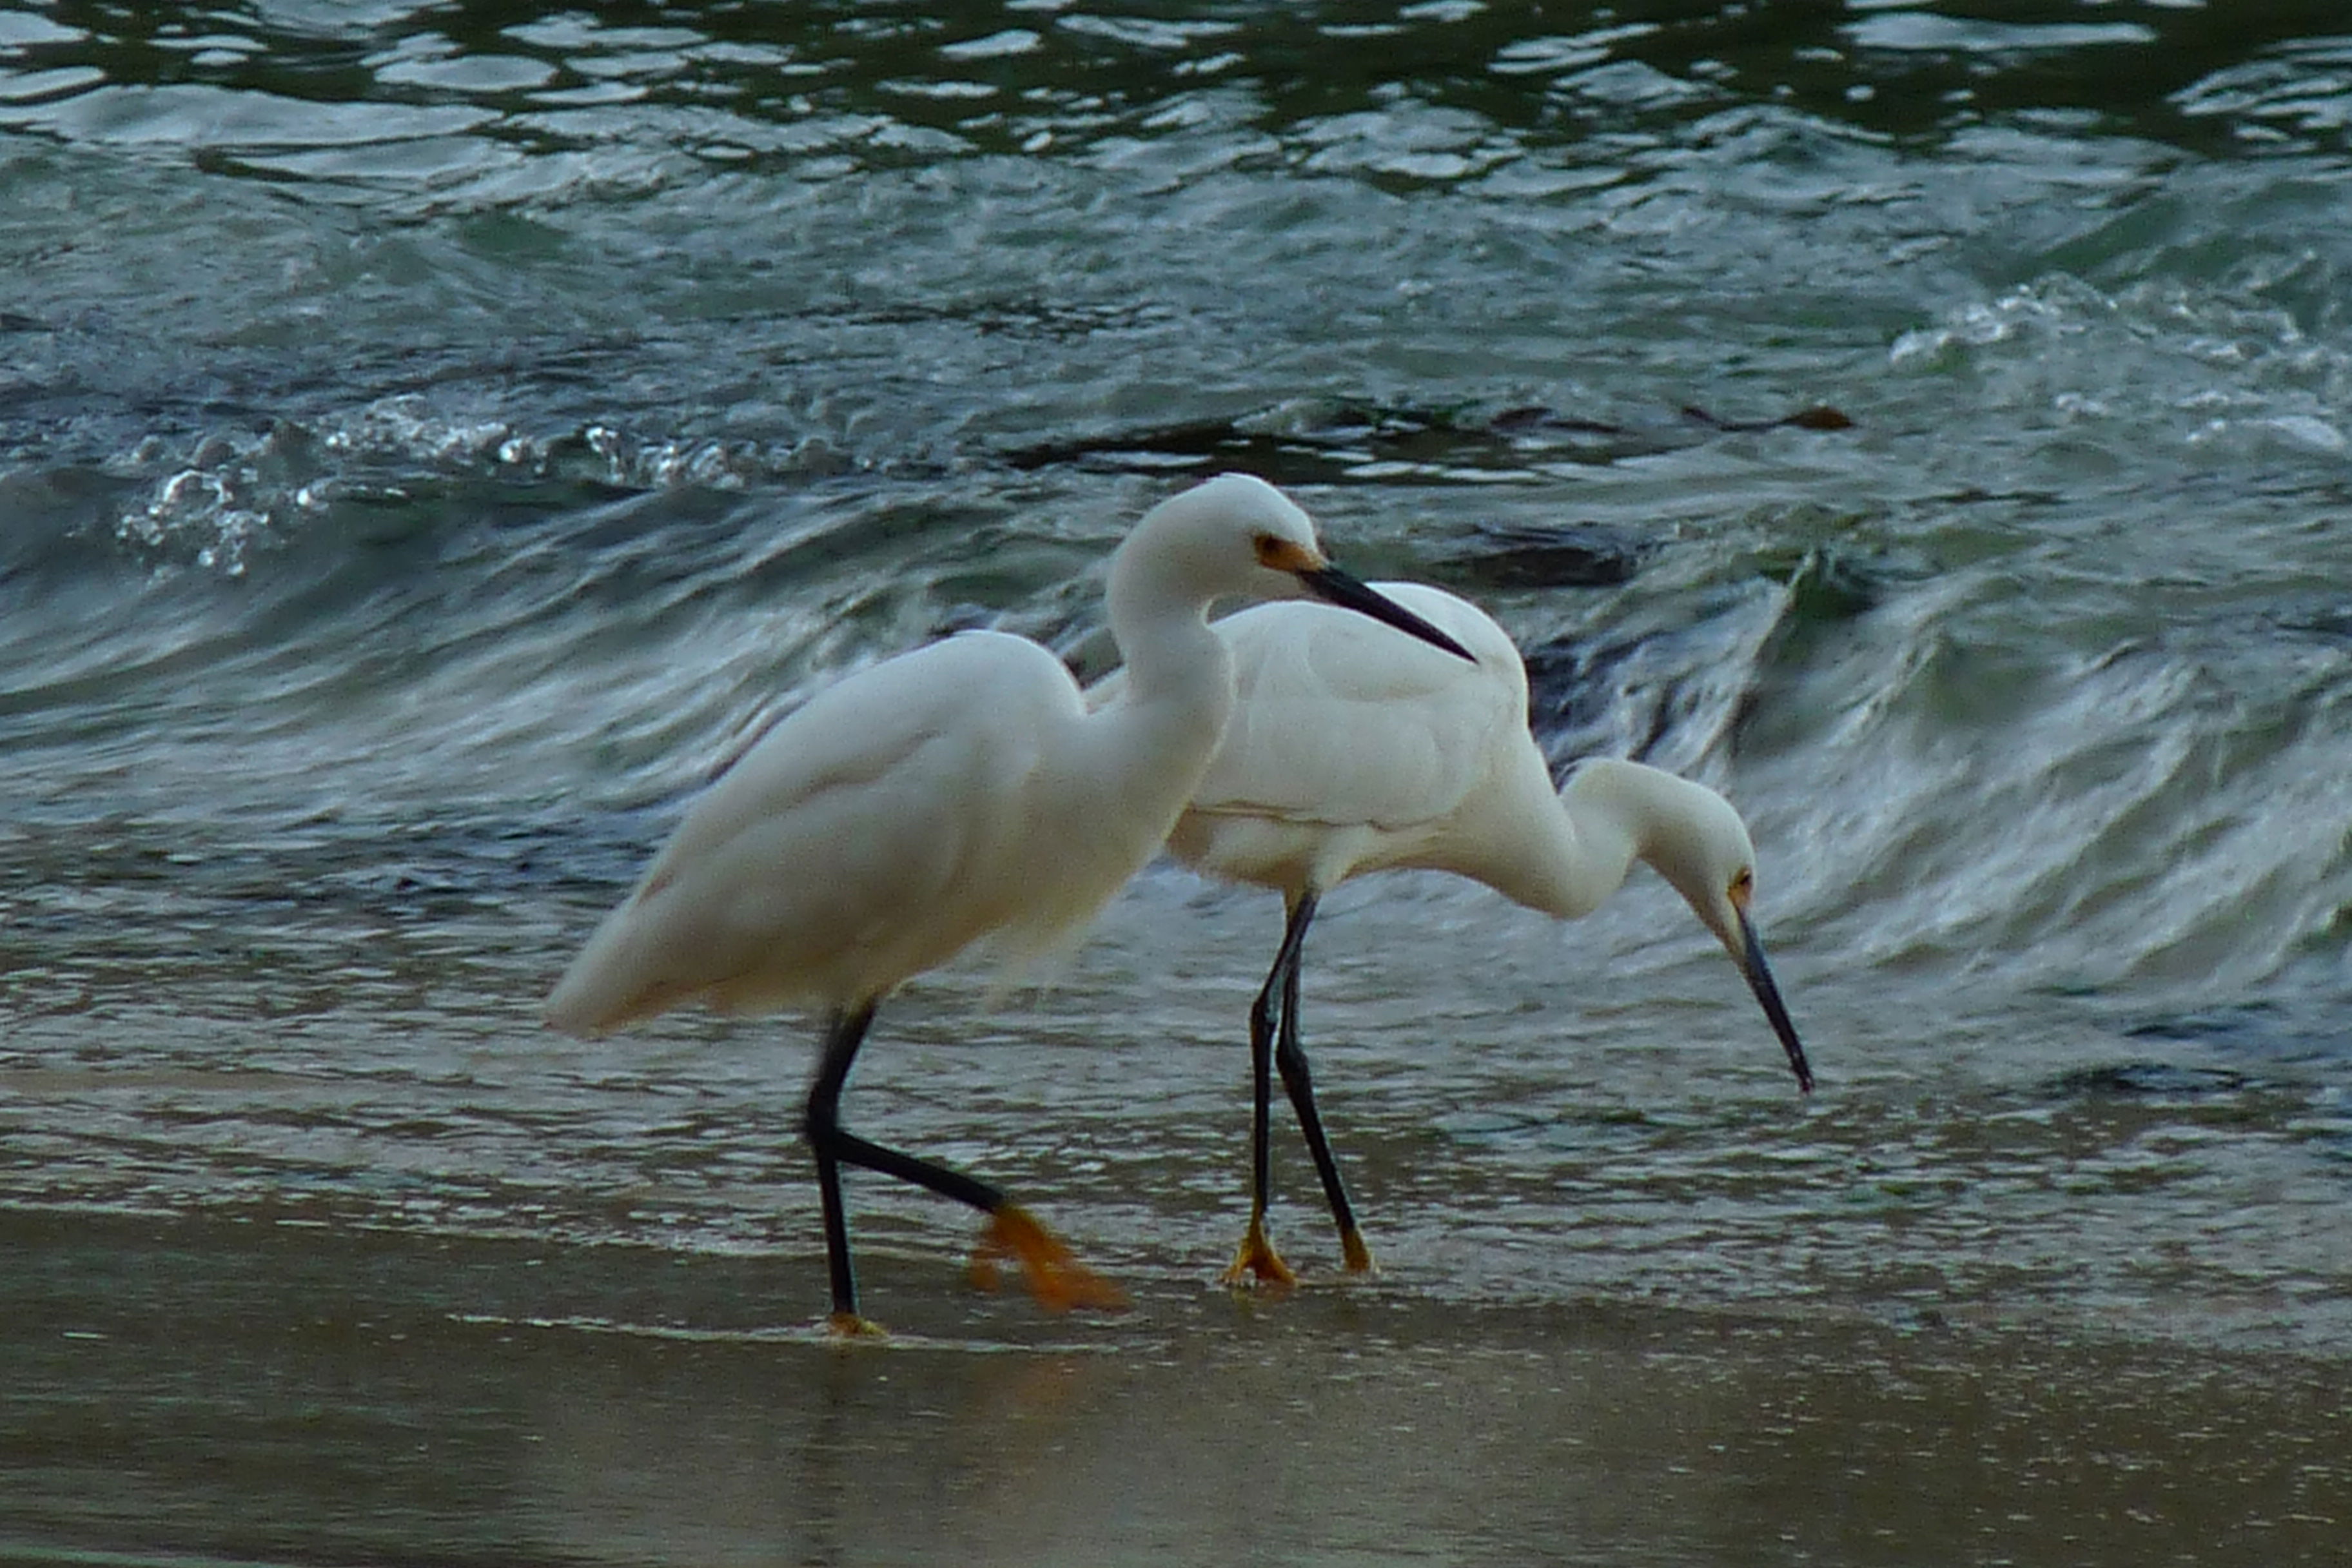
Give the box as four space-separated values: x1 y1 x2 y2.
5 1208 2342 1567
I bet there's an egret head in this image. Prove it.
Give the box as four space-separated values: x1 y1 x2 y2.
1626 768 1815 1095
1115 473 1321 604
1113 473 1472 658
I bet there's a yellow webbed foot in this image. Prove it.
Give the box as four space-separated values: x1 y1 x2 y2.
969 1204 1128 1313
1340 1225 1376 1275
1217 1214 1298 1289
825 1311 888 1340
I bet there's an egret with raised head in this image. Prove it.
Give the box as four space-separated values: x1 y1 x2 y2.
544 475 1475 1332
1098 580 1813 1287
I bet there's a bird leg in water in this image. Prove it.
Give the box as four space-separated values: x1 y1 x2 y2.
1220 890 1329 1288
804 1003 1124 1328
1224 912 1291 1286
806 1004 881 1333
1269 892 1375 1273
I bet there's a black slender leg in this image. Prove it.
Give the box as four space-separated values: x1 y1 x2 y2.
803 1001 1008 1324
1271 892 1367 1268
802 1001 1119 1324
806 1003 879 1322
1252 894 1324 1220
1222 891 1322 1286
1245 934 1284 1235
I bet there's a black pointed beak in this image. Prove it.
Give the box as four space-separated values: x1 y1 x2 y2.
1737 908 1814 1093
1295 565 1476 662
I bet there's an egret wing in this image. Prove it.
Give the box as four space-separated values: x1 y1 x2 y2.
1194 585 1524 832
547 633 1075 1029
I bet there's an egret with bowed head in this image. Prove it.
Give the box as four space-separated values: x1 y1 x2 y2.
1097 580 1813 1286
544 474 1474 1333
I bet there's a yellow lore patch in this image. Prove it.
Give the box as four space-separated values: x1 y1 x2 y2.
1253 533 1324 574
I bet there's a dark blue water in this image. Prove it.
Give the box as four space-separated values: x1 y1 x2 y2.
4 5 2351 1564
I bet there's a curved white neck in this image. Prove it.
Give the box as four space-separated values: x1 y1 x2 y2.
1483 758 1683 921
1081 556 1238 829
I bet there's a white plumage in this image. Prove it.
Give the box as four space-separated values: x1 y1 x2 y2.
545 474 1473 1330
1099 581 1814 1285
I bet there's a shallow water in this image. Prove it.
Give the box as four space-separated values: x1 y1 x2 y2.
5 3 2352 1563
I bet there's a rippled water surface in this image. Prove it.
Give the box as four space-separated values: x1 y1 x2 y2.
5 3 2352 1565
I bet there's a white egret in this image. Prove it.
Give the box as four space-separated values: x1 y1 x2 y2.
544 474 1475 1333
1104 582 1814 1286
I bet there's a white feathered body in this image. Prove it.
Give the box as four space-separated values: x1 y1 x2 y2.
547 628 1226 1032
1159 583 1604 914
